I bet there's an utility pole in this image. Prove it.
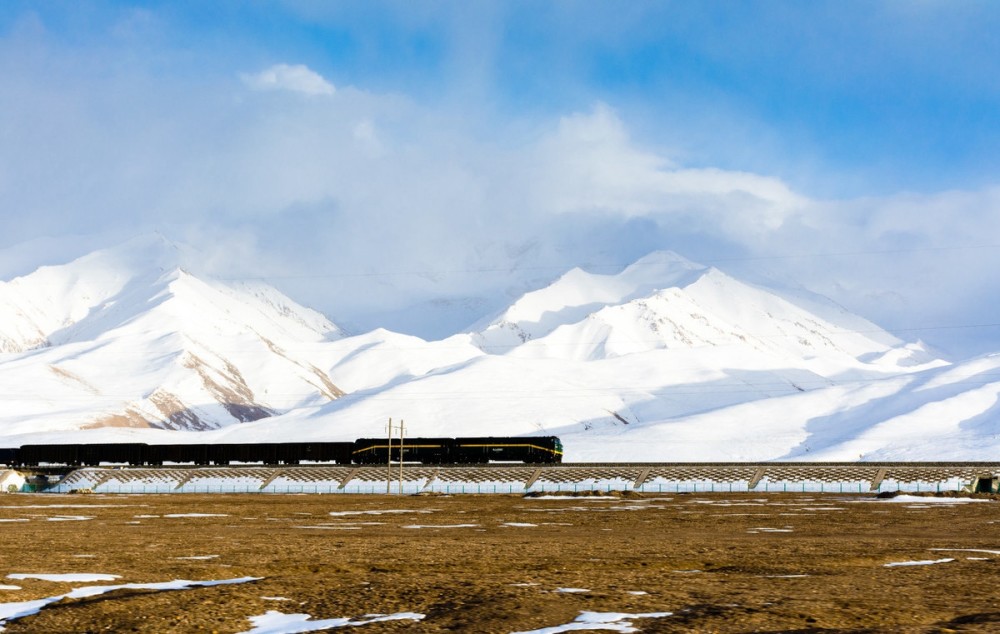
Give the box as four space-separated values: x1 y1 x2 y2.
386 418 392 494
399 419 405 495
386 418 405 494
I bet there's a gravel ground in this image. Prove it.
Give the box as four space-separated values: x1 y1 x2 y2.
0 490 998 633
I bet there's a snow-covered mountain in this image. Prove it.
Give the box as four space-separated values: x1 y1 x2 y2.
0 235 345 436
3 236 1000 462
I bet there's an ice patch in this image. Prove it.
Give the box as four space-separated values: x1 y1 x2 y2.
510 610 674 634
238 610 425 633
883 558 955 567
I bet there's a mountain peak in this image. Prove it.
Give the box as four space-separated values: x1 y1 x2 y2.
470 251 713 350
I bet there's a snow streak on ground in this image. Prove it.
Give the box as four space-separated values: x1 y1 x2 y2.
510 610 674 634
883 558 955 568
0 577 260 632
238 610 425 634
7 573 119 583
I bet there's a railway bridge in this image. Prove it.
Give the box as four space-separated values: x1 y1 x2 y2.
17 462 1000 495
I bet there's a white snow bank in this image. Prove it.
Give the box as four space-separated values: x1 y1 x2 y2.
238 610 425 634
510 610 674 634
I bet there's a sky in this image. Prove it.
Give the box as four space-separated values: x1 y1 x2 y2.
1 1 999 358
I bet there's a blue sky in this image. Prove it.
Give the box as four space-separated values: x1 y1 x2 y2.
1 1 1000 356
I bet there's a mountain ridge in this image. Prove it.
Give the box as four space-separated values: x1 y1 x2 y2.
3 236 999 462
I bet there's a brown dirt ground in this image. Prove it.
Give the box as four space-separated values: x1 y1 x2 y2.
0 490 998 633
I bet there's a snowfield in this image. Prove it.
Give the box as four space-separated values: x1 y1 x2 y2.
1 235 998 461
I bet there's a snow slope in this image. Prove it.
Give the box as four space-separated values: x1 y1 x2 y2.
2 238 999 462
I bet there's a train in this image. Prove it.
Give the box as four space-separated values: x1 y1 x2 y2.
0 436 563 467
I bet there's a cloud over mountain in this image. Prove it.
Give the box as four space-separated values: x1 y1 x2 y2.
241 63 336 96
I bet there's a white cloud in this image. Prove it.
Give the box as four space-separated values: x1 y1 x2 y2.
1 33 998 356
241 63 335 96
529 105 806 236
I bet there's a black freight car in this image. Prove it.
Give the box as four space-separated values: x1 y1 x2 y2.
279 442 353 465
0 448 17 466
17 444 81 467
77 443 146 466
144 444 210 466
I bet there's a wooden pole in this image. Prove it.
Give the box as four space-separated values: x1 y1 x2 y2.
399 419 405 495
386 417 392 494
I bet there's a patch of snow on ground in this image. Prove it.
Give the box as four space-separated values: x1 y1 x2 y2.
0 587 19 592
402 524 479 529
929 548 1000 555
883 558 955 568
747 527 794 533
328 509 434 517
874 495 991 504
163 513 229 518
238 610 425 634
510 610 674 634
556 588 590 594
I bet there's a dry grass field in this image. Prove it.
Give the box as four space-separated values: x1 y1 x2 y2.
0 491 998 633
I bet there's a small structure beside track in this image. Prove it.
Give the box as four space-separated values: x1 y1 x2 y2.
20 462 1000 494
